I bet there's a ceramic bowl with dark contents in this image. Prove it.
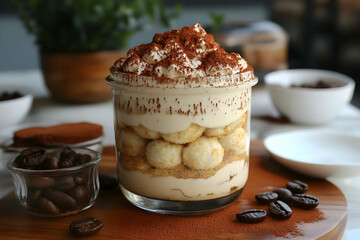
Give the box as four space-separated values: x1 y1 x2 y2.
0 90 33 130
7 147 101 217
264 69 355 125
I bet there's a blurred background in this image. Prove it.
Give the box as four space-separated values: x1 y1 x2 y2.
0 0 359 106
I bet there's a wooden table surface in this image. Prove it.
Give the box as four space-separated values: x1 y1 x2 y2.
0 140 347 239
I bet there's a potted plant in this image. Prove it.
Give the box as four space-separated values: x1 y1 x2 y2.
11 0 181 103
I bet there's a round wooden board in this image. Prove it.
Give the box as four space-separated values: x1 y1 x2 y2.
0 141 347 239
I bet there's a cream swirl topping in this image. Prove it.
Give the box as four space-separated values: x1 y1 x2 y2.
112 23 252 78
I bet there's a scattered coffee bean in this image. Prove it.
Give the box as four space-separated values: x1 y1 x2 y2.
255 192 278 204
42 156 59 170
273 188 292 202
44 189 77 210
268 200 292 219
290 194 319 209
99 174 118 189
15 148 46 168
287 180 308 194
69 217 103 236
37 197 60 215
235 180 319 224
236 209 267 223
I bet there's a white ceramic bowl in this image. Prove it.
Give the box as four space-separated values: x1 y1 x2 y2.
0 89 33 130
264 129 360 178
264 69 355 125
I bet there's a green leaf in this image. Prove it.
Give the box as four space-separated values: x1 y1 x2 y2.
209 12 225 30
10 0 182 52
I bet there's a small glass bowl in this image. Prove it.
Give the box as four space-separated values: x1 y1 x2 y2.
7 148 101 217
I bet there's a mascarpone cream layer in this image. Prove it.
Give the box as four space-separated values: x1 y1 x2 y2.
118 159 248 201
111 77 255 133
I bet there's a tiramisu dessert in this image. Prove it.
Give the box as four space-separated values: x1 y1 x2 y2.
107 23 257 214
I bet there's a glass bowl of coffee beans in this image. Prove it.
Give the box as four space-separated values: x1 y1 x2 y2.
7 147 101 217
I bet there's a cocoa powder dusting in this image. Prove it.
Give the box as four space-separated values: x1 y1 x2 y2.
12 122 103 147
112 24 253 78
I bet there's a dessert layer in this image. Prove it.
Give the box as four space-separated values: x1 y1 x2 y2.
116 113 249 172
118 159 248 201
113 85 252 133
119 150 247 179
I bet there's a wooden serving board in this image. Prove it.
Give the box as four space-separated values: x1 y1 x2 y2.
0 141 347 239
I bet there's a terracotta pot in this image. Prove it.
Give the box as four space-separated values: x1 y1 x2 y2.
41 51 126 103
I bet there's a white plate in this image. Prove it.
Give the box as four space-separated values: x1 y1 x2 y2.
263 129 360 178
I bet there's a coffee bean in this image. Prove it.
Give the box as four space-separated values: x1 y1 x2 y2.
67 185 89 204
37 197 60 215
290 194 319 209
73 160 81 166
73 154 92 166
15 148 46 168
59 159 74 168
69 217 103 236
255 192 278 204
27 189 42 207
59 149 77 168
76 154 91 164
14 156 25 167
55 176 76 191
60 150 77 161
273 188 292 202
13 148 90 170
99 174 118 189
44 189 76 210
59 148 71 157
236 209 267 223
42 156 59 170
268 200 292 219
73 175 86 185
31 176 55 188
287 180 308 194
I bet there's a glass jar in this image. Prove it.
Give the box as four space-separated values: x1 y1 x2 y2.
7 148 101 217
107 71 257 215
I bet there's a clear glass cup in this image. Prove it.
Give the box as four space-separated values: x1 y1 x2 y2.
107 71 257 215
7 148 101 217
